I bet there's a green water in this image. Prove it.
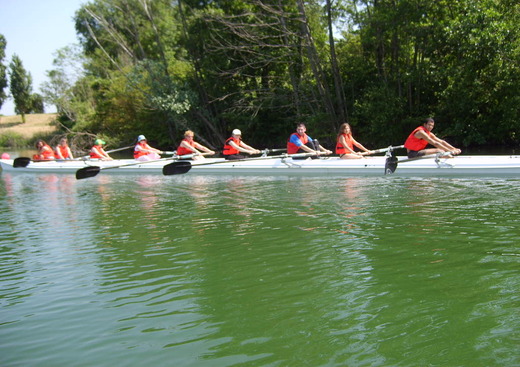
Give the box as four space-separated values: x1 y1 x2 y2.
0 172 519 366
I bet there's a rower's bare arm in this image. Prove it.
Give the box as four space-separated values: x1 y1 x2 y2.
428 133 460 153
240 142 260 154
230 141 251 154
179 141 197 154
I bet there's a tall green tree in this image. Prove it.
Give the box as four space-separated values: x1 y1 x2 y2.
0 34 8 110
8 54 33 122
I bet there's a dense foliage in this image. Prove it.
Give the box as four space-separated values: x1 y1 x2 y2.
43 0 519 150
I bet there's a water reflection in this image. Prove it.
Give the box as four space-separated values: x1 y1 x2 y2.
1 173 518 366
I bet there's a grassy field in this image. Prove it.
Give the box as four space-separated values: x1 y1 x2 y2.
0 113 58 138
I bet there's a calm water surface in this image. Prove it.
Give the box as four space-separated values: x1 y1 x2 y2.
0 171 519 366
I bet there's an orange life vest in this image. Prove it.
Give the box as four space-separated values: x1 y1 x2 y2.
335 133 354 154
287 133 309 154
90 145 105 159
223 137 241 155
404 126 430 151
55 145 71 159
35 144 55 160
134 141 153 159
177 138 196 156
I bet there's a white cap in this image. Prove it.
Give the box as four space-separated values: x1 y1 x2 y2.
232 129 242 135
137 135 146 142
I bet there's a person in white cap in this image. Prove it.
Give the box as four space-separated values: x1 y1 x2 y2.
134 135 163 161
176 130 215 160
222 129 261 160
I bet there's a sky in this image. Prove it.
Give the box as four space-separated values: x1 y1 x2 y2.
0 0 86 115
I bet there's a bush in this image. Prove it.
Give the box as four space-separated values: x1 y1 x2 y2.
0 132 27 148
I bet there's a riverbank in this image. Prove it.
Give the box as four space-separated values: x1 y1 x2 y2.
0 113 58 146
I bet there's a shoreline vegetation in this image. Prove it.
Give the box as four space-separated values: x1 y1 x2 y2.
0 113 516 156
0 113 58 147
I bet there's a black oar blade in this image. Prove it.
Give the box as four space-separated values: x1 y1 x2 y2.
162 161 192 175
13 157 32 168
384 152 398 175
76 166 101 180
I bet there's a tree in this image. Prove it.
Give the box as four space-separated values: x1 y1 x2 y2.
0 34 8 110
8 54 33 122
30 93 45 113
41 45 90 123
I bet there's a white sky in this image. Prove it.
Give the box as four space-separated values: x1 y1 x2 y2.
0 0 86 115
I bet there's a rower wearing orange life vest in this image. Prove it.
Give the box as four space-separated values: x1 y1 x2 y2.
90 139 113 160
176 130 215 160
404 118 461 158
33 139 55 161
287 123 332 159
134 135 163 161
335 123 373 159
223 129 261 160
54 137 74 159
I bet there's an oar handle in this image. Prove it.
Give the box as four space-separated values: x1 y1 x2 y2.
263 148 286 153
364 145 405 155
75 145 135 160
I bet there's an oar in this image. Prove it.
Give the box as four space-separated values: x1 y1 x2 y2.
13 157 32 168
76 145 135 160
384 151 454 174
163 152 318 176
12 145 135 168
264 148 286 153
360 145 404 155
75 153 199 180
258 148 287 157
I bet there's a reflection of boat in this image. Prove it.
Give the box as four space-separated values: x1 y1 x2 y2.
1 155 520 176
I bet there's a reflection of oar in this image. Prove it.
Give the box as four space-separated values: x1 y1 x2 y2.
12 145 135 168
75 153 199 180
360 145 404 156
163 152 318 176
385 151 453 174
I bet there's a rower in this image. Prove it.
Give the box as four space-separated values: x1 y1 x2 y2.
90 139 113 161
33 140 55 161
336 123 372 159
134 135 163 161
176 130 215 160
223 129 261 160
54 137 74 160
287 123 331 160
404 118 461 158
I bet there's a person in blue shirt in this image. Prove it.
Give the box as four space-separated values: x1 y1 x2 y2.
287 123 331 159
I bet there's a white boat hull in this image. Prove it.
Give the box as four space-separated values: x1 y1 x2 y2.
2 155 520 177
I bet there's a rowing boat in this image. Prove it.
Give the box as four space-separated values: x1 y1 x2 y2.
0 158 223 174
1 154 519 176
